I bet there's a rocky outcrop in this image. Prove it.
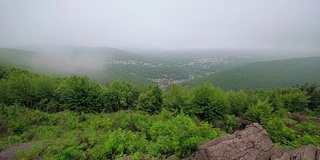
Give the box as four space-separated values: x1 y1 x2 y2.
185 123 320 160
271 145 320 160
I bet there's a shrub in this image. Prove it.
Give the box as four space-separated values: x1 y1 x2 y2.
16 145 45 160
244 100 273 124
265 117 298 147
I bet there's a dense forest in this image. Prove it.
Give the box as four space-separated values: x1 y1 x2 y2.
0 48 153 86
1 66 320 159
2 48 320 90
186 56 320 91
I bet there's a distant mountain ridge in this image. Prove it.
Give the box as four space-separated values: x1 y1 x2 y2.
2 46 320 89
0 48 37 69
17 45 147 62
0 47 152 86
185 56 320 91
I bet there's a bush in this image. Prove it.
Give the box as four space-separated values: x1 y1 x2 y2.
298 134 320 146
16 145 45 160
56 75 103 113
148 113 224 157
1 108 225 159
224 115 239 133
265 117 298 147
244 100 273 124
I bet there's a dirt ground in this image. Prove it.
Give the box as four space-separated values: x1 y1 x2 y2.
0 142 37 160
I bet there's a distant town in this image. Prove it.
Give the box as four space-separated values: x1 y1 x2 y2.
106 57 231 88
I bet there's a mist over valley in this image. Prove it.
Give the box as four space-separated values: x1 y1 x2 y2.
1 1 320 159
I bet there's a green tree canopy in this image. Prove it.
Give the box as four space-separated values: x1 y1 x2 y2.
56 75 103 113
269 88 309 112
162 84 192 114
136 84 163 114
191 83 229 123
103 80 139 112
244 99 273 124
296 83 320 112
226 90 249 117
0 68 57 109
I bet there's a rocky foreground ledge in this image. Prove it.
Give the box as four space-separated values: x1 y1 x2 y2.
185 123 320 160
1 123 319 160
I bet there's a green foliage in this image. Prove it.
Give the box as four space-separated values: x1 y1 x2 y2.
247 89 272 105
296 83 320 113
1 66 320 158
0 48 37 69
55 145 85 160
16 145 46 160
56 75 103 113
186 56 320 91
114 63 190 80
0 105 49 135
162 84 192 114
100 65 153 86
269 88 309 112
1 107 224 159
226 90 249 117
265 117 298 147
244 100 273 124
103 80 139 112
294 121 319 135
290 119 320 146
136 84 163 114
148 113 224 157
0 66 8 79
0 48 153 86
224 114 239 134
0 68 57 109
102 129 144 159
191 83 229 122
298 134 320 146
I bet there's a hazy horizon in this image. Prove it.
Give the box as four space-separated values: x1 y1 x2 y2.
1 0 320 51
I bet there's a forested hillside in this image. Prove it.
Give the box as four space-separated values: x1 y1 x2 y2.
19 45 147 62
2 0 320 159
0 48 37 69
186 56 320 91
4 47 319 90
0 48 152 86
1 66 320 159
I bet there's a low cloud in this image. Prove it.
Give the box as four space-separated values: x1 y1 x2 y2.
31 52 105 75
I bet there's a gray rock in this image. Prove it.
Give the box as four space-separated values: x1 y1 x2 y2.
185 123 320 160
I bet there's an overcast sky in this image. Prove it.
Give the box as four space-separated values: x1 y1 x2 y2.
1 0 320 50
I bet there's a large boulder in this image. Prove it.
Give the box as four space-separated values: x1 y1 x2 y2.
271 145 320 160
185 123 320 160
